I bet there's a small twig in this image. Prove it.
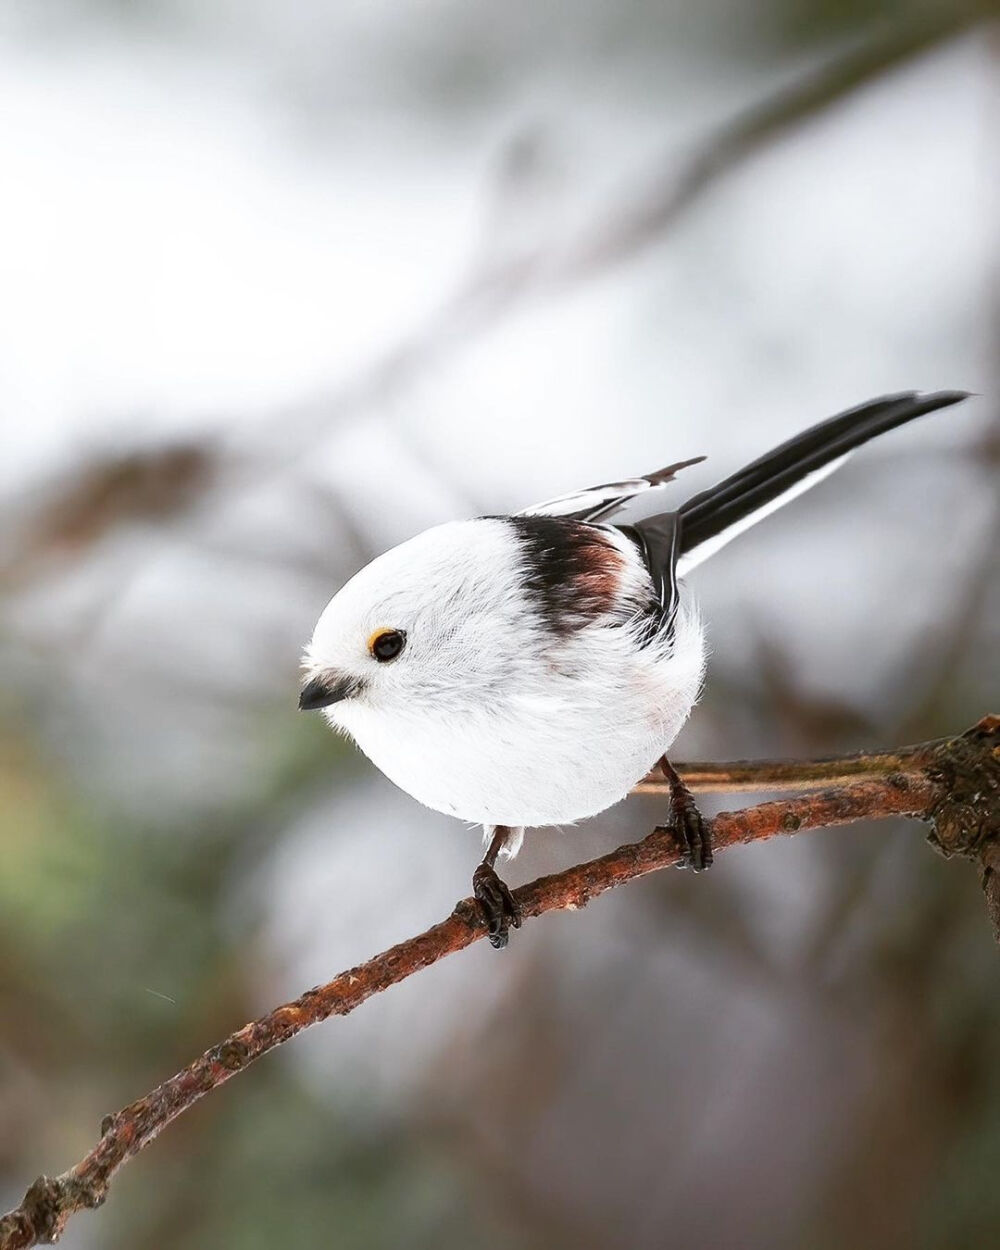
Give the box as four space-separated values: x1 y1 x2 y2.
1 717 997 1250
635 731 957 793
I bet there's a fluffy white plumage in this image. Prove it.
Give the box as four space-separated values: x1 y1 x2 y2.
300 391 968 895
304 519 705 837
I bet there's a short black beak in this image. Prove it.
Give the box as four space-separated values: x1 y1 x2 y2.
298 672 361 711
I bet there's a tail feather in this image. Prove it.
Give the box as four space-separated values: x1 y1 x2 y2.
676 390 968 573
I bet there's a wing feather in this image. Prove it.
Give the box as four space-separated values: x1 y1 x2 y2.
519 457 705 524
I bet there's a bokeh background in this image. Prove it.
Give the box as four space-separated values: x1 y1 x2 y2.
2 2 999 1247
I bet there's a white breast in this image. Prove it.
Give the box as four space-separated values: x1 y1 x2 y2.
334 602 706 829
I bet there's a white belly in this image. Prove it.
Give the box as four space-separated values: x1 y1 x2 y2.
343 703 662 827
332 609 706 829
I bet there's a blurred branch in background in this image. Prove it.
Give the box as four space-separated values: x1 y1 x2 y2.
3 1 995 591
1 716 997 1250
301 0 997 457
499 0 999 285
0 5 995 1250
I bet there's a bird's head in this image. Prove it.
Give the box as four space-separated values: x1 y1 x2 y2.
299 519 541 723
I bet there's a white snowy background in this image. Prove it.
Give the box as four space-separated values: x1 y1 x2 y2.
1 4 997 1249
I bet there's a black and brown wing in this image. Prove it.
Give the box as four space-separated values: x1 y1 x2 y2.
516 389 969 648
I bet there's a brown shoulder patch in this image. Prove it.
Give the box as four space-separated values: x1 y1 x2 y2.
504 516 641 633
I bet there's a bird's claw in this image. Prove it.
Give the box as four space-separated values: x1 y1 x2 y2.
660 757 713 871
472 862 522 949
671 798 713 871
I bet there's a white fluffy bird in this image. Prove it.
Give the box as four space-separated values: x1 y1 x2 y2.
301 391 968 946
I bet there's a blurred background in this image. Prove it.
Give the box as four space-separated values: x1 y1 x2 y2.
1 2 999 1247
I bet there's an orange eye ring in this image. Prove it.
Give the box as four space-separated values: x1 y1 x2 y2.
368 628 406 663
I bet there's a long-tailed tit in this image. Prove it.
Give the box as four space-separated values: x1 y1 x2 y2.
300 391 969 946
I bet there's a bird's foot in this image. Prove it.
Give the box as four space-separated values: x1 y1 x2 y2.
472 862 522 950
659 757 713 871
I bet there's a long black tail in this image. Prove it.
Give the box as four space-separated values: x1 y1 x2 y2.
676 390 969 569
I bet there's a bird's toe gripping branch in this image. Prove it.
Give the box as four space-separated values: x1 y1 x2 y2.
473 826 523 949
472 863 521 949
659 756 714 871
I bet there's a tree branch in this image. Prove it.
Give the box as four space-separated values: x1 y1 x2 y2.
1 716 997 1249
634 730 964 793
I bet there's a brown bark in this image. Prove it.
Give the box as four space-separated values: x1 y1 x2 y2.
1 716 997 1250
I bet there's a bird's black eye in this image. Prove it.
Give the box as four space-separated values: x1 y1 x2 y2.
369 628 406 663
